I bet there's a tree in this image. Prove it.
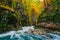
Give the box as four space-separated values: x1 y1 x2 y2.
38 0 60 24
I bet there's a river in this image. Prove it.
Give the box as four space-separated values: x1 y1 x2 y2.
0 26 60 40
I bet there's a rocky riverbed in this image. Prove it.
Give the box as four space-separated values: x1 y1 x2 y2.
25 28 60 35
26 29 47 35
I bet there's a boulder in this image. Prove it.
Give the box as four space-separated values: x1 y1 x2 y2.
27 29 47 35
35 22 60 30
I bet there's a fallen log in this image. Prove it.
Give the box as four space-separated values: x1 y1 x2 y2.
35 22 60 30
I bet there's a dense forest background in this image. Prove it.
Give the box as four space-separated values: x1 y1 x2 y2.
0 0 60 32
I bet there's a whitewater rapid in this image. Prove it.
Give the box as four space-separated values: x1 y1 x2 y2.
0 26 60 40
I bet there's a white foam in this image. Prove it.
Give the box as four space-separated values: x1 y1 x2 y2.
0 26 34 38
22 26 34 32
0 31 16 37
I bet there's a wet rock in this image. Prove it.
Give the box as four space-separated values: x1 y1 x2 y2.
35 22 60 30
27 29 47 35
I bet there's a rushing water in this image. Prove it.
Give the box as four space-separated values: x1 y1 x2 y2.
0 26 60 40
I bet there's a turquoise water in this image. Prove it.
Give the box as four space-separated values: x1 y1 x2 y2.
0 31 60 40
0 26 60 40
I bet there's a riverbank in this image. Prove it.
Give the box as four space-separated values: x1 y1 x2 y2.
0 25 60 35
